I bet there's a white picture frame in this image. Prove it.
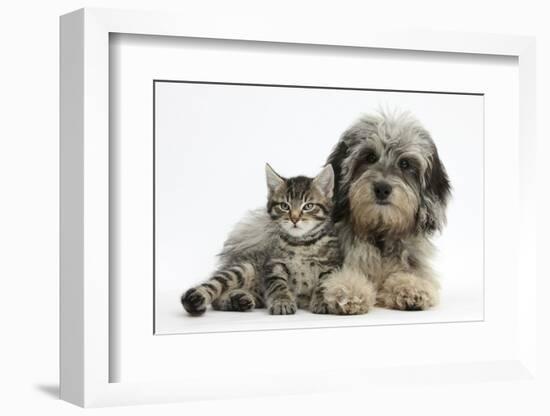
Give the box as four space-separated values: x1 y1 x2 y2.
60 7 538 407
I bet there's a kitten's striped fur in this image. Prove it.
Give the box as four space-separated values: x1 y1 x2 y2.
181 164 343 315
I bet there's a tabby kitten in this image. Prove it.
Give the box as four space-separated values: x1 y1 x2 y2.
260 164 342 314
181 164 342 316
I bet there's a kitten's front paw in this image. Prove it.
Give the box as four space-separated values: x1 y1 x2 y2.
310 299 330 314
309 289 330 314
181 288 207 316
269 298 297 315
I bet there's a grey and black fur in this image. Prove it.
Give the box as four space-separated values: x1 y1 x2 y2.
181 164 343 316
313 110 452 314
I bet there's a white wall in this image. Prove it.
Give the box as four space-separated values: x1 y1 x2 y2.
1 1 548 415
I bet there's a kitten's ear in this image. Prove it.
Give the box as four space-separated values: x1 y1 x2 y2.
265 163 285 193
313 165 334 199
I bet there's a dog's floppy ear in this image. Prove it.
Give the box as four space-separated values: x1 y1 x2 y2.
418 147 451 234
326 140 350 222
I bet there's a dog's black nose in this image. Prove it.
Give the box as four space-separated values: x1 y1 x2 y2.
373 182 392 200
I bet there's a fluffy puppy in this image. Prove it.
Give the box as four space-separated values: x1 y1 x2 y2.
312 111 451 314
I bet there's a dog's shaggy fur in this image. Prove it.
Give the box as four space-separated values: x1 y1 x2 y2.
315 111 451 314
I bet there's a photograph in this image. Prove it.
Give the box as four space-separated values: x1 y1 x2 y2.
154 80 484 334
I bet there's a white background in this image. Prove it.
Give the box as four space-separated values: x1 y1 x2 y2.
155 82 484 334
1 1 549 415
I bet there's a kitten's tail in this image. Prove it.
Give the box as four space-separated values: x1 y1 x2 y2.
181 208 274 316
181 262 257 316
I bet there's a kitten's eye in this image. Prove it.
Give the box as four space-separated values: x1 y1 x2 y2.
303 203 315 211
279 202 290 211
366 153 378 164
399 159 410 169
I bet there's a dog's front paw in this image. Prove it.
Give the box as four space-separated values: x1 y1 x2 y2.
181 288 208 316
269 298 297 315
314 269 376 315
377 273 439 311
331 287 372 315
322 282 375 315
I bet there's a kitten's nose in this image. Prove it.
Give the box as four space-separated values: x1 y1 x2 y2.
290 212 300 224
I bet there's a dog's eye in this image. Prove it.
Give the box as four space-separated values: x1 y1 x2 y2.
279 202 290 211
399 159 410 169
366 153 378 164
302 203 315 211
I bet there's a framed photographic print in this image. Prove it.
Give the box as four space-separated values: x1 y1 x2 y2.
60 8 538 407
153 79 484 335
